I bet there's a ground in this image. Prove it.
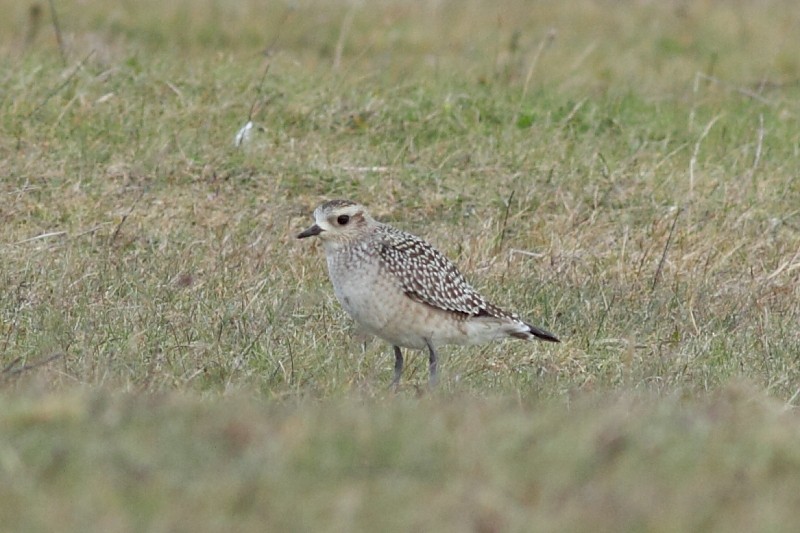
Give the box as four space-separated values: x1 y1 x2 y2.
1 0 799 530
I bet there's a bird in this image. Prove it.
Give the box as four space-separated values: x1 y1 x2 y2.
297 199 560 387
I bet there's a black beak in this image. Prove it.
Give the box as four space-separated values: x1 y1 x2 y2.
297 224 323 239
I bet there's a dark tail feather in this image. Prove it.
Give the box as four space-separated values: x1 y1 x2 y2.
526 322 560 343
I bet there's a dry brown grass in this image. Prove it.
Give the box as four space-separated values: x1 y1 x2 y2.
1 0 800 530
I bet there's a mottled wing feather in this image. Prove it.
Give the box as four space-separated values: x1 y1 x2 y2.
375 225 512 319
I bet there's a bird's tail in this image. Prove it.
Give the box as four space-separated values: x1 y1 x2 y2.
509 321 560 343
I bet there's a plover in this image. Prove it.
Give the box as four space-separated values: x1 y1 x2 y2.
297 199 559 386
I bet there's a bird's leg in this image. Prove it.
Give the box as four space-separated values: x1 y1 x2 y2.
390 345 403 389
425 339 438 387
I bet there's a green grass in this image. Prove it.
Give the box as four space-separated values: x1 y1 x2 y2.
1 0 800 530
4 385 800 531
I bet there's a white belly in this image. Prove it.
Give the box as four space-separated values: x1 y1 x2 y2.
327 252 432 349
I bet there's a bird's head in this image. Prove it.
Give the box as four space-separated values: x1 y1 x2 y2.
297 199 374 248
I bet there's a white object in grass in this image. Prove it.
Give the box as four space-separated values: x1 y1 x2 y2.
234 120 254 147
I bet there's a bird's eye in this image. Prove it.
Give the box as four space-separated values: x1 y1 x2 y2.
337 214 350 225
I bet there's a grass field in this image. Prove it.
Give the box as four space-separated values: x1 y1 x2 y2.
2 0 800 530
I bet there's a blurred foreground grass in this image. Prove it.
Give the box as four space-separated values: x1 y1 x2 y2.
1 0 800 530
3 385 800 531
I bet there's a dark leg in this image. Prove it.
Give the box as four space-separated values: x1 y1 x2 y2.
425 339 438 387
391 346 403 389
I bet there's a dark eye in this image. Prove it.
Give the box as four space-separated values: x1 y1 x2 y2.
337 214 350 225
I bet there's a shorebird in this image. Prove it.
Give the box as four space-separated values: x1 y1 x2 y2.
297 199 559 386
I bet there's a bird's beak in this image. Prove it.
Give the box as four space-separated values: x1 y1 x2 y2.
297 224 323 239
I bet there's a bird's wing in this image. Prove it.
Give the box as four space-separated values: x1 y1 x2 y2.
376 226 508 318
